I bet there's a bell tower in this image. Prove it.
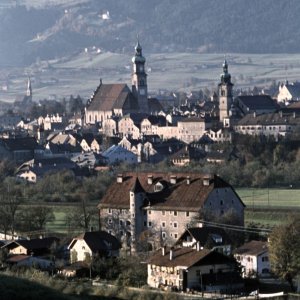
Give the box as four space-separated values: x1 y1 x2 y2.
131 39 148 112
218 60 233 122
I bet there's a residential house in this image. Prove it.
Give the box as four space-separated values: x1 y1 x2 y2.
15 157 78 183
147 247 243 292
2 237 59 256
6 255 54 270
118 113 147 139
277 81 300 103
68 231 121 263
102 117 119 137
207 128 232 143
177 117 211 143
234 111 300 138
102 145 137 165
175 227 232 255
141 115 168 136
98 172 245 250
234 240 270 278
170 145 204 167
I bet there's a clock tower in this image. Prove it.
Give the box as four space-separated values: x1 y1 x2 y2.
132 39 148 112
219 59 233 123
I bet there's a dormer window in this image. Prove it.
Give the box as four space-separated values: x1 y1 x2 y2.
154 181 164 192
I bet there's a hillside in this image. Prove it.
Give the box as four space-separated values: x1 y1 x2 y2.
0 0 300 67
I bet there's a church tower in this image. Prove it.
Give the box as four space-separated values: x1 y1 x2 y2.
131 39 148 112
218 60 233 123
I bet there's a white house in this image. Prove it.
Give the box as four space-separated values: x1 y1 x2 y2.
234 240 270 278
68 231 121 263
102 145 138 164
147 247 243 292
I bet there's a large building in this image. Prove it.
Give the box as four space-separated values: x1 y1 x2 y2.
84 41 161 126
98 172 245 251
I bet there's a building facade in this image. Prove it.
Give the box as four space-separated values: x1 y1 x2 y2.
98 172 245 251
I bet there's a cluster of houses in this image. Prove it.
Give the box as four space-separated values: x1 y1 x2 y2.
0 170 271 293
0 41 296 293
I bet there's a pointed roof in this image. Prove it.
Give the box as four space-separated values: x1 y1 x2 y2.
132 39 146 64
220 59 233 86
86 83 138 112
130 177 145 193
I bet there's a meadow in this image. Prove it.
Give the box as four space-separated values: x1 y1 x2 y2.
2 52 300 103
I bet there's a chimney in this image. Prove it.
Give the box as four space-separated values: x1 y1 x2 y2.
203 175 211 186
170 248 174 260
148 175 153 185
117 174 123 183
293 112 296 119
162 246 166 256
253 111 256 118
196 241 200 251
170 175 177 184
186 176 191 185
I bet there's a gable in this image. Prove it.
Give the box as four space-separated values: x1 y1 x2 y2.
87 84 137 112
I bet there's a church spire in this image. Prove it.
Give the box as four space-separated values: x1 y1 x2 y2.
220 59 231 84
218 59 234 123
131 37 148 112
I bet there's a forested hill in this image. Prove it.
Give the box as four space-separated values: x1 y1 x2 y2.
0 0 300 66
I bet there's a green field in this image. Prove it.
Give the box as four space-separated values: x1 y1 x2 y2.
236 188 300 208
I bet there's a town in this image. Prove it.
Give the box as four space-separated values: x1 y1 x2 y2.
0 38 299 300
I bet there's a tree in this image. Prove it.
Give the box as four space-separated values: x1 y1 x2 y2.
17 206 55 232
269 215 300 291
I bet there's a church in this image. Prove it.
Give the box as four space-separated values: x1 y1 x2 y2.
84 41 162 126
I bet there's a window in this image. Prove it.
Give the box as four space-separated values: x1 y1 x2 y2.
174 233 178 239
174 211 177 216
119 220 123 226
186 212 189 217
108 218 112 224
262 256 269 262
108 209 112 214
148 221 152 227
148 210 151 215
162 232 166 239
220 200 223 206
144 221 147 227
174 222 178 228
162 222 166 228
162 210 165 216
120 230 124 236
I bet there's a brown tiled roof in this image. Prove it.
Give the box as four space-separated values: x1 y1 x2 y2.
98 172 238 211
148 247 235 268
148 247 210 268
234 240 268 256
86 83 138 112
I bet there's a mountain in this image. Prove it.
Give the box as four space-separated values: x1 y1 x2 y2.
1 0 300 67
